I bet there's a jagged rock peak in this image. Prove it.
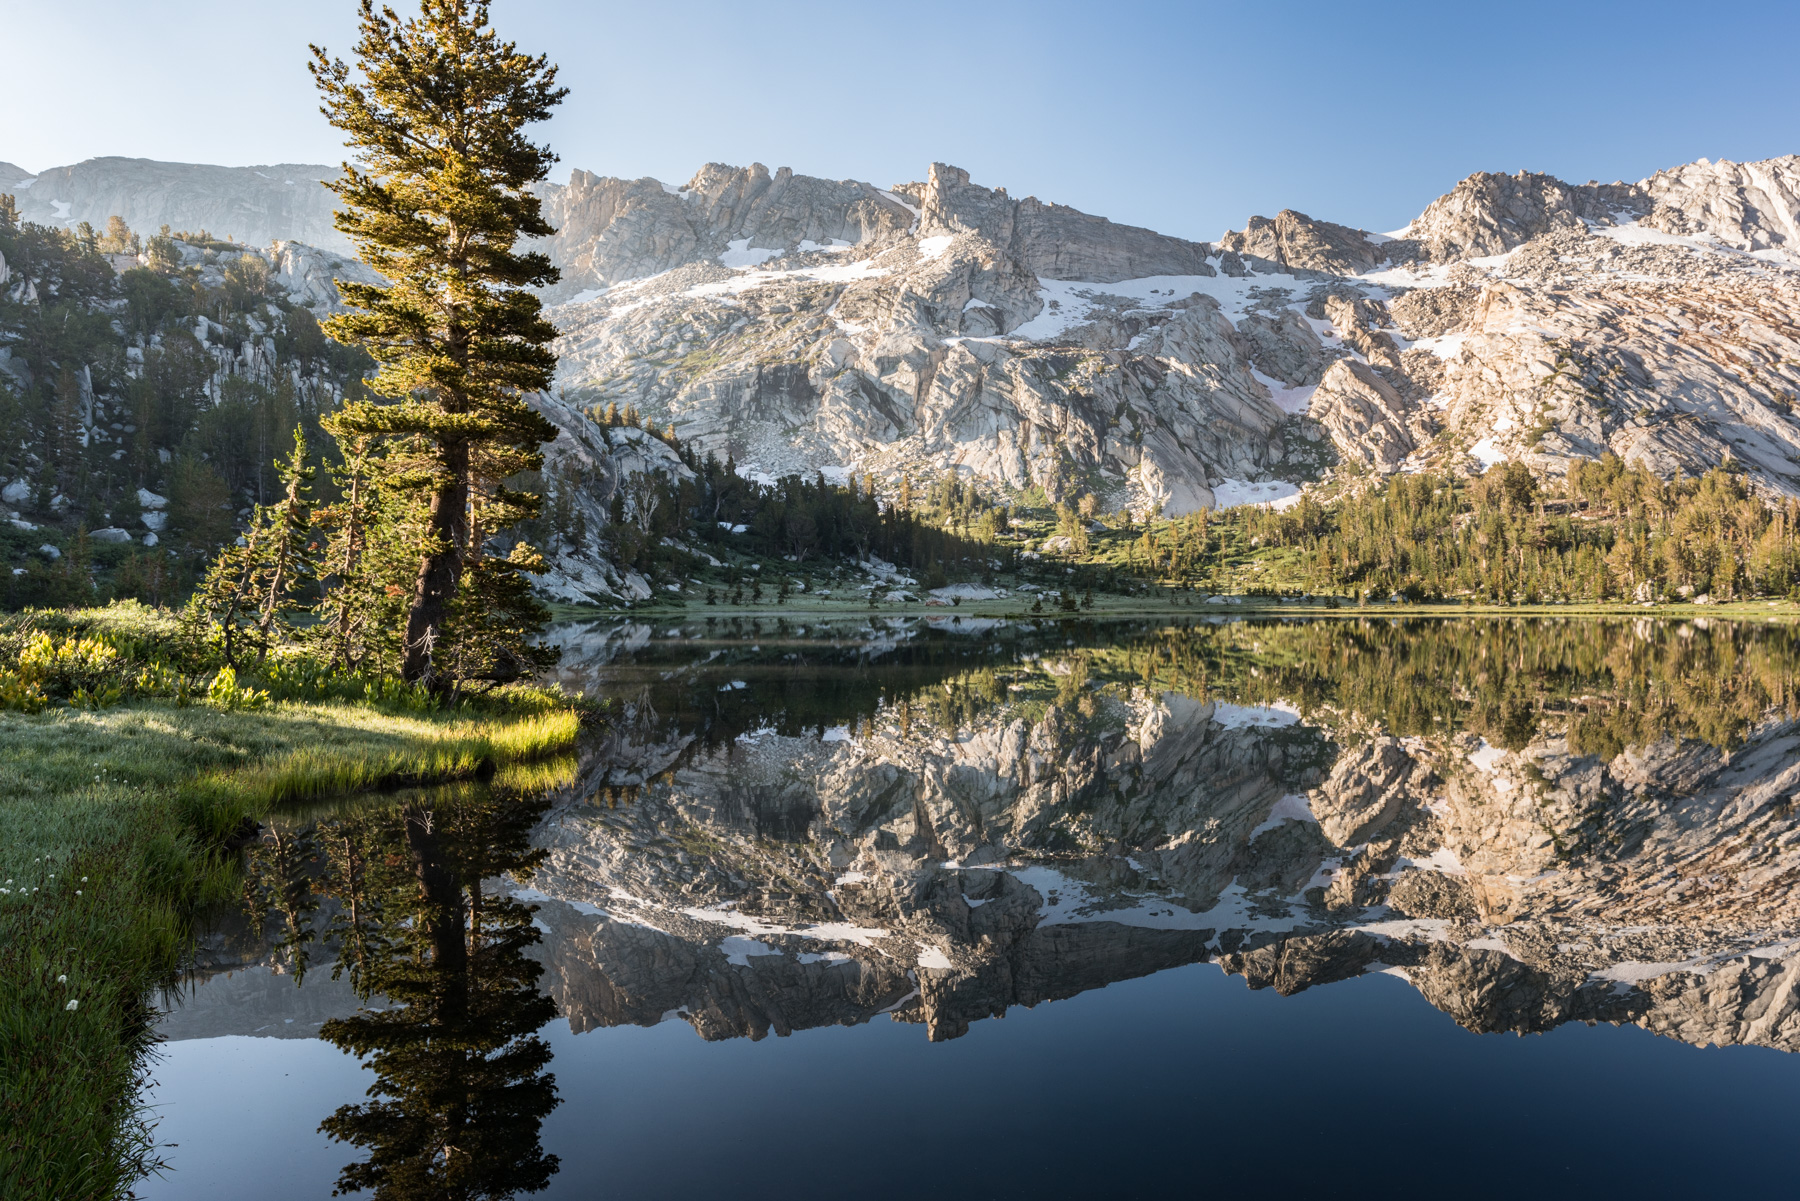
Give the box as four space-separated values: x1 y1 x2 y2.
919 162 1214 282
1216 209 1389 276
1399 168 1648 262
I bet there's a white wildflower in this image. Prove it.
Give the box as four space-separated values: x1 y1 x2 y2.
65 999 79 1011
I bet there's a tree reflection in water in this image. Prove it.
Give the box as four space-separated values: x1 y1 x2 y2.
243 776 562 1199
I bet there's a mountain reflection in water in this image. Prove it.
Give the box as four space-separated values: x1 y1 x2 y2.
162 615 1800 1198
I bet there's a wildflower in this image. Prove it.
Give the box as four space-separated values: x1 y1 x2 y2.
65 999 79 1011
75 890 82 896
81 877 87 883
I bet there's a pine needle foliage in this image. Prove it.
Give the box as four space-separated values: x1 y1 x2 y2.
310 0 565 687
183 426 318 667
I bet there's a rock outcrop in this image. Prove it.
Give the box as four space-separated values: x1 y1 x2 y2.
1218 209 1389 276
1307 360 1423 471
1641 154 1800 250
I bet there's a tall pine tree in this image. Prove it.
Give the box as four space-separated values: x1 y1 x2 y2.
311 0 565 688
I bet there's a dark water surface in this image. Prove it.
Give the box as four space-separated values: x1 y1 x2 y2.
144 616 1800 1199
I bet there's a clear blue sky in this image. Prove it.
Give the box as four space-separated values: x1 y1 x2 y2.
3 0 1796 242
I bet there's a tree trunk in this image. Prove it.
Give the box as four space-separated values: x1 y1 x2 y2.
402 438 470 685
403 802 468 983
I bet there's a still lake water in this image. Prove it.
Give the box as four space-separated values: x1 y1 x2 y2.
143 615 1800 1199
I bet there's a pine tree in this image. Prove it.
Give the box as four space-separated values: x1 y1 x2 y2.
187 427 318 666
254 427 318 653
311 0 566 688
311 416 408 671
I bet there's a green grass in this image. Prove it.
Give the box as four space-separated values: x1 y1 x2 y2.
0 698 582 1201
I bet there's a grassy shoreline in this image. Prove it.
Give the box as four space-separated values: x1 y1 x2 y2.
0 695 582 1201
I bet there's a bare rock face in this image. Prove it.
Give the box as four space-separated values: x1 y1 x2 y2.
1322 294 1401 370
1640 154 1800 251
9 157 345 252
1388 284 1481 340
267 241 383 316
1235 309 1327 386
1217 209 1388 276
1310 736 1424 845
1308 360 1423 471
536 163 915 298
1428 252 1800 491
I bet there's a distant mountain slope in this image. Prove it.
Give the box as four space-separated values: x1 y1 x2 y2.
3 157 346 252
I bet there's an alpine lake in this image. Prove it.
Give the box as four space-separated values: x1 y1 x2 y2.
139 612 1800 1200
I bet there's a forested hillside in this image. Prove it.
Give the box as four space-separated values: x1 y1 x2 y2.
0 203 373 608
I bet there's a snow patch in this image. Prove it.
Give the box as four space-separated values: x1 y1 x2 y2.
1468 438 1507 470
1467 740 1507 773
1210 700 1302 730
1249 793 1320 840
719 239 782 269
720 935 781 966
1250 367 1317 415
878 189 921 219
1212 478 1302 510
681 902 890 947
916 234 954 260
684 257 889 299
916 947 954 970
1010 267 1310 344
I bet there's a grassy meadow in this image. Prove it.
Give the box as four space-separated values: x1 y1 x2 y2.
0 605 584 1200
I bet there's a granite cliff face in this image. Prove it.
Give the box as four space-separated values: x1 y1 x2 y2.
540 152 1800 514
541 160 1319 517
15 150 1800 513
